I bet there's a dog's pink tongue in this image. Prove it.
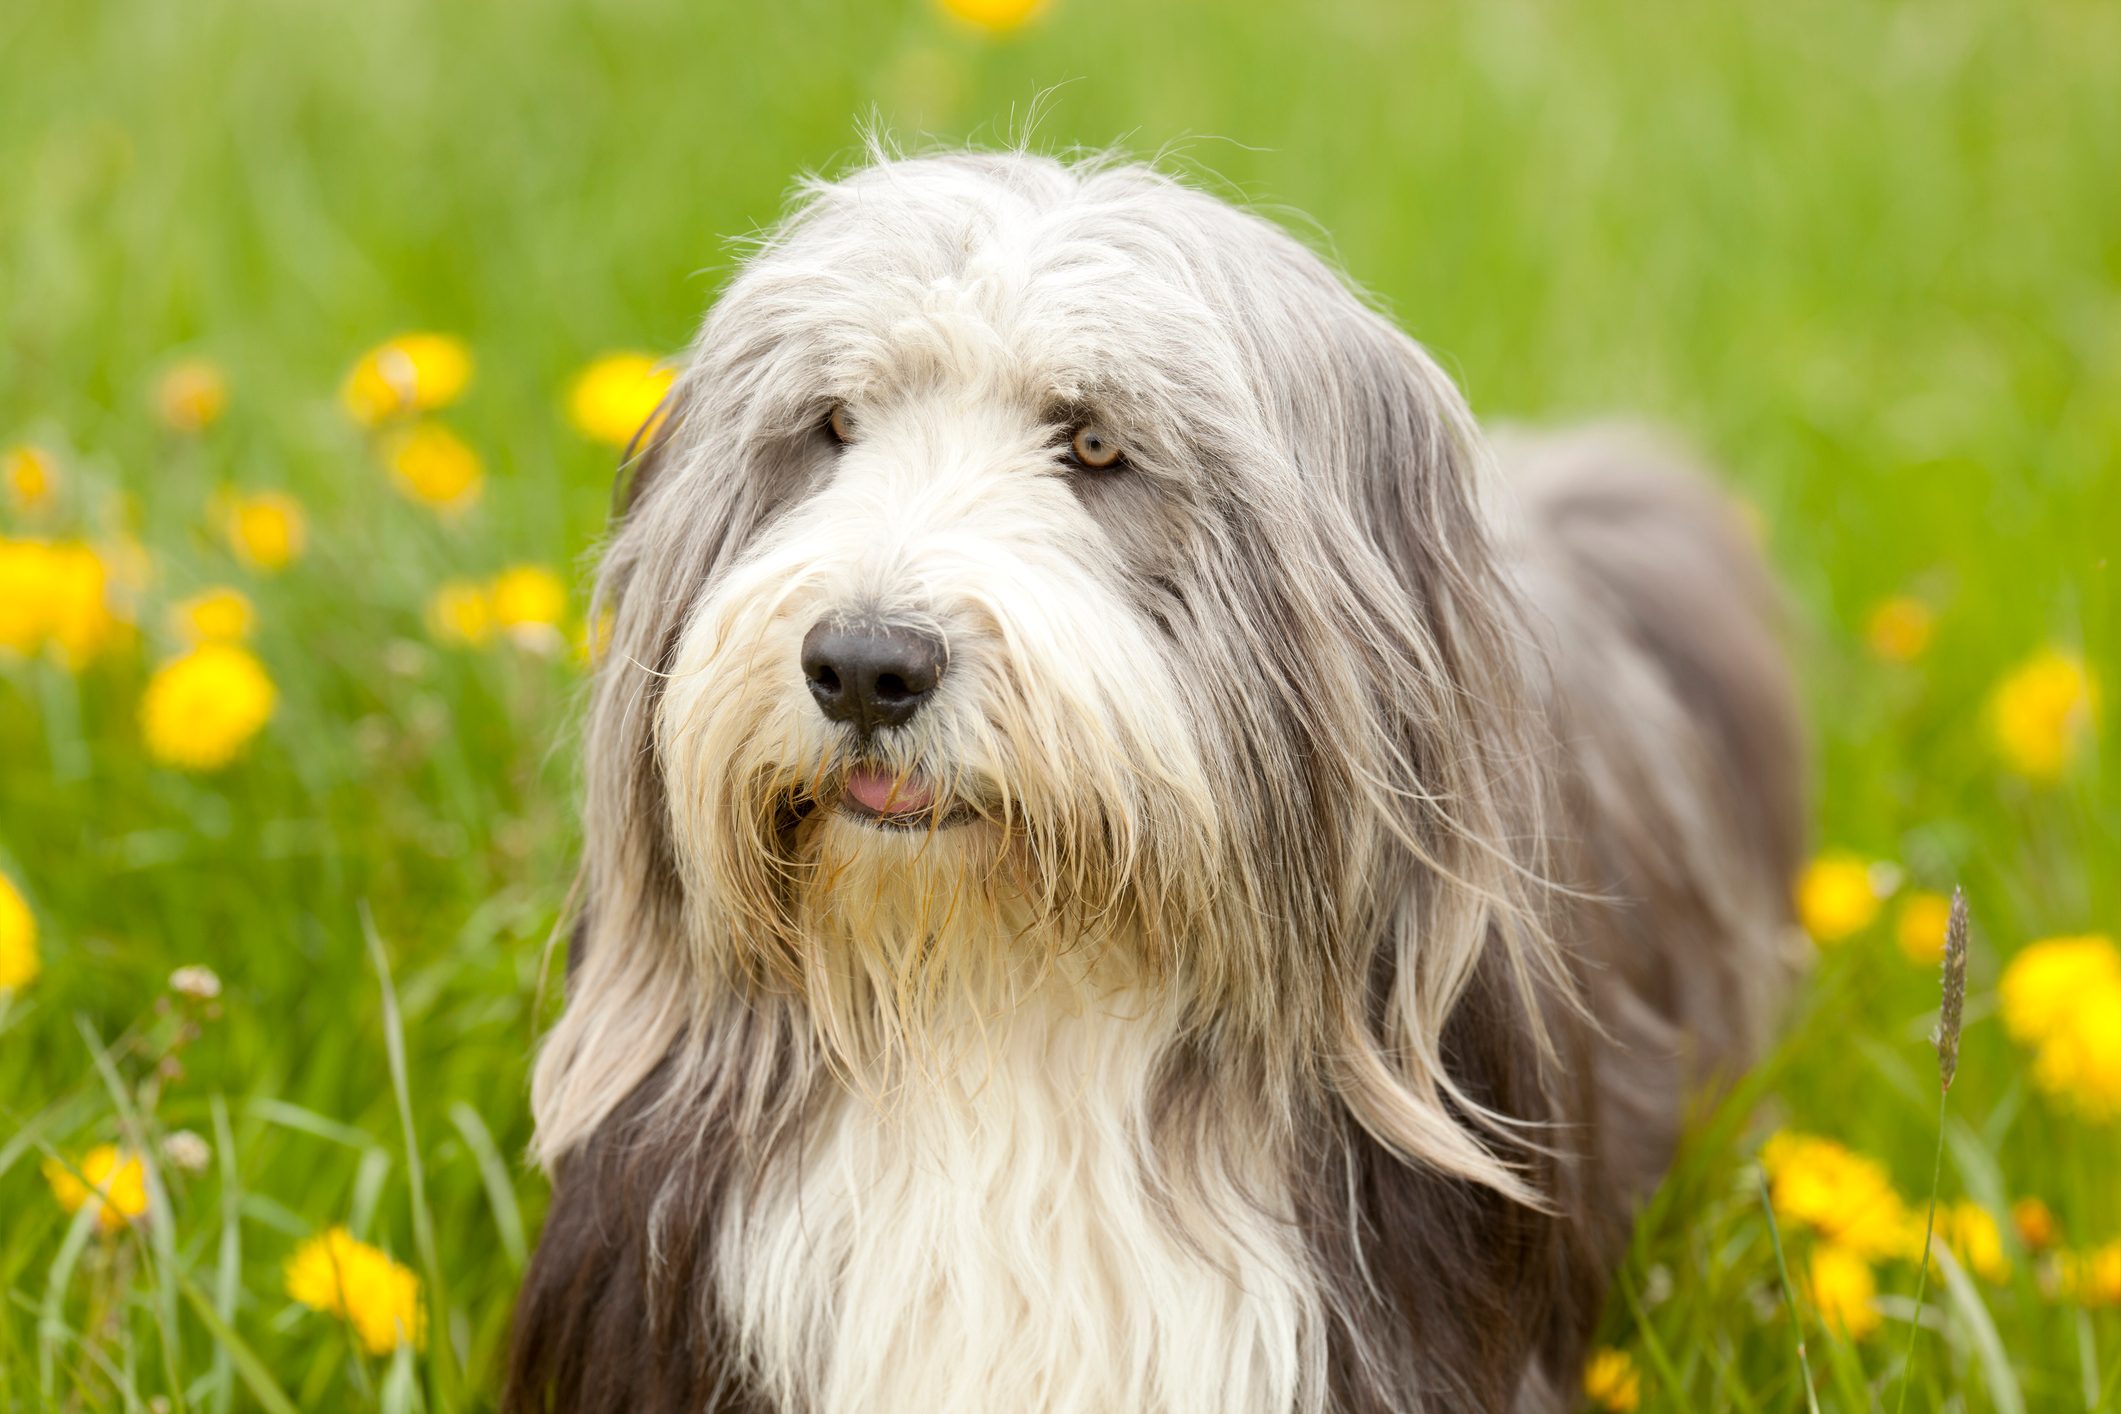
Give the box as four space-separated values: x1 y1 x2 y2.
845 767 932 814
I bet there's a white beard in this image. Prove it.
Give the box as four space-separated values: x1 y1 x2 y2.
713 968 1328 1414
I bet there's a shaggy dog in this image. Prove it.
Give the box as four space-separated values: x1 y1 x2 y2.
505 149 1803 1413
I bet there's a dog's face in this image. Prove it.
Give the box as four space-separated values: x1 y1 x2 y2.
552 153 1543 1191
655 160 1283 1000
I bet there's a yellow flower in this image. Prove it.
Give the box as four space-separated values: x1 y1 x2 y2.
426 580 494 646
341 333 473 426
2013 1196 2059 1251
567 352 676 447
1864 596 1934 662
1582 1347 1641 1412
935 0 1046 33
490 564 568 645
0 870 37 992
171 586 255 644
2062 1242 2121 1307
2000 936 2121 1118
1762 1131 1921 1261
1988 648 2099 782
0 538 51 653
286 1227 425 1355
2001 935 2119 1038
43 1145 149 1233
1938 1200 2009 1283
140 644 276 770
223 491 307 572
0 538 124 667
153 359 228 432
4 444 55 513
1795 852 1884 944
46 542 126 667
1807 1244 1880 1340
1895 891 1952 966
384 421 484 514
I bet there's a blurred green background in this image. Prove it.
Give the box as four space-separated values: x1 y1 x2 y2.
2 0 2116 1408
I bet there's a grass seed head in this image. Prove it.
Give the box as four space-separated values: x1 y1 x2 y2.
1936 887 1968 1091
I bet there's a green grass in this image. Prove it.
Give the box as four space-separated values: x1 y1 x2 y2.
2 0 2116 1407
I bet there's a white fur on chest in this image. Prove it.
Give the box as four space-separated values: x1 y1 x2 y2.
714 991 1325 1414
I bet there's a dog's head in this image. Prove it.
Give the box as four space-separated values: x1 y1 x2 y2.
538 151 1557 1199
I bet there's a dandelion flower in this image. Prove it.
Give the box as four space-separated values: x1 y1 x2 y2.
0 539 124 667
171 586 254 644
141 643 276 770
1795 852 1884 944
1582 1347 1641 1412
384 420 485 514
1988 648 2099 782
43 1145 149 1233
1807 1244 1880 1339
936 0 1045 34
341 333 472 426
426 580 494 646
1938 1200 2009 1283
1895 890 1952 966
286 1227 424 1354
1863 596 1933 662
153 359 228 432
2012 1197 2058 1251
1762 1131 1920 1260
0 870 37 992
489 563 568 635
4 444 55 513
2062 1242 2121 1307
567 352 675 447
223 491 306 572
0 538 53 654
2000 935 2121 1118
47 542 126 666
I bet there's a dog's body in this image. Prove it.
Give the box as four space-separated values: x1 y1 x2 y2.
505 151 1802 1413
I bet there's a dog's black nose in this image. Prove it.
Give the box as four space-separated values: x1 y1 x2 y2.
801 621 944 736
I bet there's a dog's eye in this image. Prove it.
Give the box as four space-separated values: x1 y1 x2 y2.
826 405 854 444
1068 423 1124 471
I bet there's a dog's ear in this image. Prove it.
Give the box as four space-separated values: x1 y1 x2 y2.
611 374 693 521
1287 298 1574 1208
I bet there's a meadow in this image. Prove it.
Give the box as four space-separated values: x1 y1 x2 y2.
2 0 2116 1408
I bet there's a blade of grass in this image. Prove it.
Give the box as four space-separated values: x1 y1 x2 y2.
350 1147 394 1238
362 905 458 1402
38 1201 100 1400
1612 1269 1690 1411
448 1101 527 1273
0 1094 94 1183
1933 1243 2025 1414
77 1016 188 1412
243 1098 374 1150
2082 1308 2107 1410
209 1096 241 1414
1757 1168 1822 1414
1891 1083 1950 1414
178 1275 300 1414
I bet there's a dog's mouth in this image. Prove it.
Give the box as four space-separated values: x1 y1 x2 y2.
834 765 975 831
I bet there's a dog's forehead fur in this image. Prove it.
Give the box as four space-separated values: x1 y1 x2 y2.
703 153 1410 498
